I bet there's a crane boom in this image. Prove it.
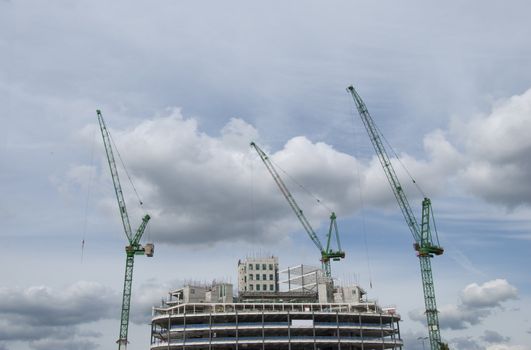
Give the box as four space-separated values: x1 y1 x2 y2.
97 110 153 350
347 86 444 350
98 111 134 241
251 142 323 251
346 87 421 243
251 142 344 277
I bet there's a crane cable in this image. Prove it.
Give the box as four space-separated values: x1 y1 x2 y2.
108 130 144 207
268 155 334 214
374 122 426 198
347 97 373 289
356 156 373 289
250 144 314 264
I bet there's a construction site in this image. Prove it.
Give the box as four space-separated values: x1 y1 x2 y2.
95 84 447 350
150 258 402 349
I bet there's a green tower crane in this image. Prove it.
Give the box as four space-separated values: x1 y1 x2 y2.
97 110 154 350
251 141 345 277
347 86 444 350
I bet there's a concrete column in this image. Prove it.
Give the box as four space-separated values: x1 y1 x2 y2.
359 314 364 350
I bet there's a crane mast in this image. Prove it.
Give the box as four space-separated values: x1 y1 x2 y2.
346 86 444 350
251 142 344 277
97 110 153 350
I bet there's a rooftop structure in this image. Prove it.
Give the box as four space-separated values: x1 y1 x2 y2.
238 256 279 293
164 283 234 306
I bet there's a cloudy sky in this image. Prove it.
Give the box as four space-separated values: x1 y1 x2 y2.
2 1 531 349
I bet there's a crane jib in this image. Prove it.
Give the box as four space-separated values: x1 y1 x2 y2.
250 142 345 278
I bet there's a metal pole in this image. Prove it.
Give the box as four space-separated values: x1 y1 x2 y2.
417 336 428 350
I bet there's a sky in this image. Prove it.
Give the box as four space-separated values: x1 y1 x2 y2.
2 1 531 349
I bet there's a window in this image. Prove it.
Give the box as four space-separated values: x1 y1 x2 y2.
269 264 273 270
256 264 260 270
262 264 266 270
250 284 254 291
262 274 266 280
256 274 260 280
256 284 260 291
269 284 274 291
249 264 253 270
244 276 247 282
250 274 253 280
269 274 273 280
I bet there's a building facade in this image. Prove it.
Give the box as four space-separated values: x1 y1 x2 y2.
238 256 279 293
151 301 402 349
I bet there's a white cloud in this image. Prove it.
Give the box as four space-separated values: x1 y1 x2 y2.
82 109 374 247
449 336 482 350
461 279 518 308
71 86 531 250
448 335 530 350
410 279 518 330
80 107 474 248
456 88 531 207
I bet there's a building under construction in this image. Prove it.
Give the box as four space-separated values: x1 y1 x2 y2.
150 257 403 349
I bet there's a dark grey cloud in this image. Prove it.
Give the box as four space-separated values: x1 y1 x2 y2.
29 338 99 350
0 282 118 343
0 279 176 349
409 304 489 331
0 282 117 327
481 330 510 344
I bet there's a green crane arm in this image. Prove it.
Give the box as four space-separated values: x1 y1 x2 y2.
346 87 421 243
251 142 324 251
132 214 151 245
347 85 444 350
97 110 152 350
251 142 345 277
97 110 133 243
